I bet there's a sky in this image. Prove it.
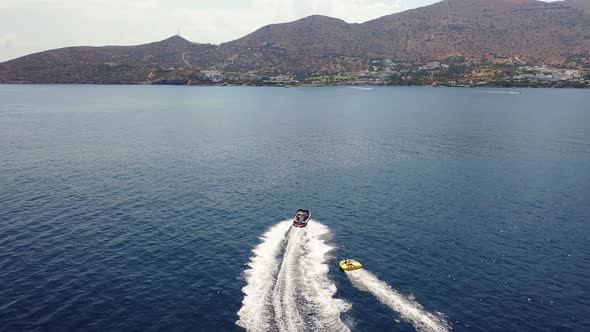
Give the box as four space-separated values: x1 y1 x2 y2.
0 0 559 62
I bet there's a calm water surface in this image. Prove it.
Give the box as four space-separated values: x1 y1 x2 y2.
0 85 589 331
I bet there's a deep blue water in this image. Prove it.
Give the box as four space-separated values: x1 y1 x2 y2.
0 85 589 332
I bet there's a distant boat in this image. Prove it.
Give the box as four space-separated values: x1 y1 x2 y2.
292 209 311 228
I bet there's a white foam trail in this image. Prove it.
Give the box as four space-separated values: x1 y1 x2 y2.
237 220 291 331
273 228 306 331
346 270 450 332
300 222 352 332
237 220 350 332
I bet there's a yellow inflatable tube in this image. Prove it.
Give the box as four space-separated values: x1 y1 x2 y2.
339 259 363 271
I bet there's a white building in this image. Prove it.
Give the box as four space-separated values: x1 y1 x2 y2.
201 70 224 82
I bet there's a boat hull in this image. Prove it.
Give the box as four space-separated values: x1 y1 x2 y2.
292 209 311 228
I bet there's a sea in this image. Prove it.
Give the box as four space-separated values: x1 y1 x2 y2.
0 85 589 332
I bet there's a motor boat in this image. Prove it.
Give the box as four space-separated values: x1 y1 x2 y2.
292 209 311 228
339 259 363 271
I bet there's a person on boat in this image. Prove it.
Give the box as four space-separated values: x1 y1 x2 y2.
346 260 354 269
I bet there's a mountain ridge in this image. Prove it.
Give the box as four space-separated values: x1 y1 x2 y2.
563 0 590 14
1 0 589 84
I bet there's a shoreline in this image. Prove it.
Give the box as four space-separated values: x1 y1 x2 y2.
0 82 588 89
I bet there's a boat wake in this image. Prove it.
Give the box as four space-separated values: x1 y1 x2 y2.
346 269 450 332
479 90 521 95
237 221 351 332
348 86 374 91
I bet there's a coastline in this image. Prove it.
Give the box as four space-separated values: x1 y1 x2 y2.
1 81 588 89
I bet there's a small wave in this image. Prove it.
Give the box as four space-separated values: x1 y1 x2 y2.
346 269 449 332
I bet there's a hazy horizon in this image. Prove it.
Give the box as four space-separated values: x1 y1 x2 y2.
0 0 561 62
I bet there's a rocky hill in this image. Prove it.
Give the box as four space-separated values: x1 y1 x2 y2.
0 36 221 83
1 0 589 83
361 0 589 63
563 0 590 14
225 0 590 67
